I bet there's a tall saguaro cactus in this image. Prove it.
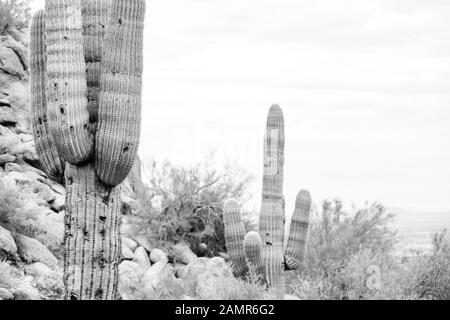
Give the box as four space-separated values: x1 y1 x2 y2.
30 0 146 300
223 105 312 299
259 104 286 296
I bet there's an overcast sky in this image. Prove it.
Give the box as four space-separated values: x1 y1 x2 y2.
32 1 450 214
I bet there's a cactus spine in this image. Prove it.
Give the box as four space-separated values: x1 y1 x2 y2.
30 0 146 300
223 105 312 299
223 199 248 278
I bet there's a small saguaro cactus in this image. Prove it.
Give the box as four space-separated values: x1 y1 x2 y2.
285 189 312 271
243 231 265 282
30 0 146 300
223 105 312 299
223 198 248 279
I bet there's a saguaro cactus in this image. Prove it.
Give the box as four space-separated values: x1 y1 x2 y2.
223 199 248 278
30 11 65 183
223 105 312 299
45 0 93 164
243 231 265 281
259 104 285 296
284 190 311 270
30 0 146 300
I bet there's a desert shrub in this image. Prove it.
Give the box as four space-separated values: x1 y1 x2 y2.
411 230 450 300
0 0 31 29
133 155 253 256
287 200 399 299
304 200 397 279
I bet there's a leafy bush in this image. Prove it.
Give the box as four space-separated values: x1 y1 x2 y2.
304 200 397 279
0 0 31 29
131 156 253 256
287 200 400 299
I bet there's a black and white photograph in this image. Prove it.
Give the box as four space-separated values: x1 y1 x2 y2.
0 0 449 304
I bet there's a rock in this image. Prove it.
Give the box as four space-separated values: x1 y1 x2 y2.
0 225 17 255
172 243 197 265
285 294 300 300
0 154 15 164
149 248 169 264
185 257 209 289
174 263 188 280
122 245 135 260
13 283 41 300
0 288 14 300
50 195 65 212
186 257 233 299
196 258 233 299
4 162 22 172
142 262 175 292
118 261 144 300
206 257 232 277
25 262 55 280
133 235 153 253
122 237 138 252
13 233 58 268
132 246 151 271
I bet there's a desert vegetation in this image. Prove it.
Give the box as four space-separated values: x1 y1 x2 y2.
0 0 449 301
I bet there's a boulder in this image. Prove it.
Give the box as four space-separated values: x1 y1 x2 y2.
189 257 233 300
0 288 14 300
25 262 56 280
132 246 151 271
118 261 144 300
122 237 138 252
133 235 153 252
142 262 175 292
0 225 17 255
149 248 169 264
50 195 65 212
122 245 135 260
13 283 41 300
13 233 58 268
0 154 15 164
172 243 197 265
174 263 189 280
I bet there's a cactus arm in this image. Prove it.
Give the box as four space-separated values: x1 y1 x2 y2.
243 231 265 283
45 0 94 164
95 0 146 186
223 199 248 279
64 163 122 300
284 189 312 271
82 0 110 128
30 10 65 183
259 104 286 298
